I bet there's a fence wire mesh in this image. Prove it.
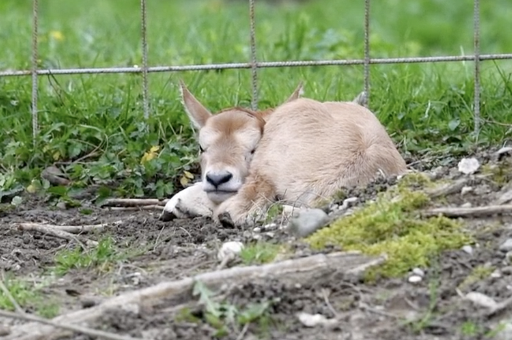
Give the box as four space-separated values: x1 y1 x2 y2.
2 0 512 142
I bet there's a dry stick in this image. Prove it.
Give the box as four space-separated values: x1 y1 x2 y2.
7 251 387 340
108 205 164 211
423 205 512 218
16 221 122 234
16 224 97 247
0 309 142 340
100 198 168 207
425 178 470 198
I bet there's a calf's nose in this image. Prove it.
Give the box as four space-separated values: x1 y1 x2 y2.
206 171 233 188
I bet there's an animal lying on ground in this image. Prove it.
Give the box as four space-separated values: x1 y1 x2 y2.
161 81 407 227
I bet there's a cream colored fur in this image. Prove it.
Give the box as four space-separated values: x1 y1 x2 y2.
173 81 407 226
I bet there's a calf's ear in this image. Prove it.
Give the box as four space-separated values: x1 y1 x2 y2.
179 80 212 129
284 81 304 103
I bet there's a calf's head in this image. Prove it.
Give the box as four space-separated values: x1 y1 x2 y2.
179 81 303 204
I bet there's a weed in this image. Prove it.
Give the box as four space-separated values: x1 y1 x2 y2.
239 242 282 265
190 280 274 337
0 276 60 318
53 235 140 275
457 264 495 291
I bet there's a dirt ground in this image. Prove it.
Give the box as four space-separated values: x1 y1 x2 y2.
2 148 512 340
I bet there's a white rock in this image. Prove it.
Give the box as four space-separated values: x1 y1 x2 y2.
457 157 480 175
217 241 244 262
253 227 261 233
461 245 473 255
412 268 425 277
287 209 329 237
296 312 337 328
408 275 422 284
500 239 512 252
282 205 301 219
460 202 472 208
491 270 502 279
263 223 277 230
461 186 473 196
464 292 498 309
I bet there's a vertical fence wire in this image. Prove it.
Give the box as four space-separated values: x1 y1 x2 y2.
363 0 371 108
140 0 150 121
31 0 39 145
473 0 481 136
249 0 258 111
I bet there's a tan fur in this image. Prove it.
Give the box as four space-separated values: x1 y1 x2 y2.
179 81 407 226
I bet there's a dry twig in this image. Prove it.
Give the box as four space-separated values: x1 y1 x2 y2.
16 221 121 234
7 251 386 340
423 205 512 218
100 198 168 207
16 223 97 247
107 205 164 211
0 309 142 340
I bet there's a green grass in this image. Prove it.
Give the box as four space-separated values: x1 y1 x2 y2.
0 275 60 318
53 235 142 275
1 0 511 198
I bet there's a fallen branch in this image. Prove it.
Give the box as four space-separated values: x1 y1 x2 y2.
6 251 386 340
16 224 97 247
107 205 164 211
425 178 470 198
16 221 122 234
0 309 142 340
100 198 168 208
423 205 512 218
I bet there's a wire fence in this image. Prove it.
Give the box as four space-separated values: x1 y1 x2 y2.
2 0 512 143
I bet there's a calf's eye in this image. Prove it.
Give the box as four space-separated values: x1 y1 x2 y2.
250 149 255 155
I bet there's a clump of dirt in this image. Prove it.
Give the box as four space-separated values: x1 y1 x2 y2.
2 148 512 340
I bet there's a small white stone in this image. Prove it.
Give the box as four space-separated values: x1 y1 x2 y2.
500 239 512 252
458 157 480 175
491 270 502 279
464 292 497 309
408 275 422 284
253 227 261 233
265 232 275 238
263 223 277 230
217 241 244 262
412 268 425 277
460 202 472 208
461 186 473 196
461 245 473 255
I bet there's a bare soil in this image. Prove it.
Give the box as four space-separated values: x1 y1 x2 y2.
1 148 512 340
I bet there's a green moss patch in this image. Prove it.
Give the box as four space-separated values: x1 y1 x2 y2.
305 174 473 280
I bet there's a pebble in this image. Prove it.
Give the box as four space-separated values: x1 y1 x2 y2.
499 239 512 252
412 268 425 277
461 186 473 196
287 209 329 238
462 245 473 255
408 275 422 284
458 157 480 175
253 227 261 233
217 241 244 261
264 223 277 230
460 202 472 208
490 270 502 278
